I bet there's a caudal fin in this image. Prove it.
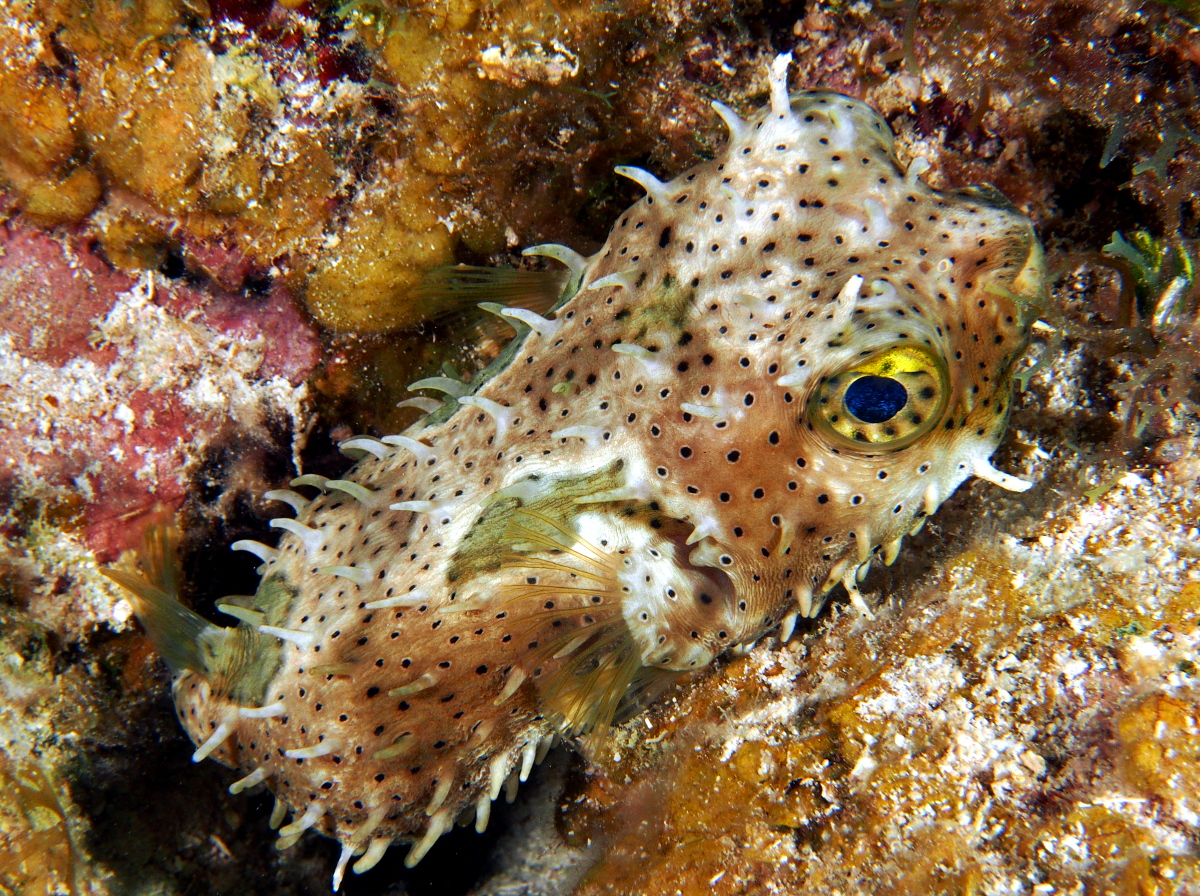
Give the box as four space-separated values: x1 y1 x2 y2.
102 521 217 676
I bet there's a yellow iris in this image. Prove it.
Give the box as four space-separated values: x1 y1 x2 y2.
809 345 949 449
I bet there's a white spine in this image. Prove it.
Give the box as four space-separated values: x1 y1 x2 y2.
278 800 324 837
922 482 940 515
686 517 722 545
263 489 309 515
258 624 316 649
408 376 470 398
551 425 608 444
458 396 516 438
324 479 378 504
680 402 722 419
611 342 657 362
474 794 492 833
498 306 561 337
390 500 437 515
380 434 437 465
238 700 286 719
317 565 372 586
352 837 391 875
283 740 337 760
522 243 586 278
275 830 304 851
822 558 850 595
487 753 509 801
519 740 538 782
338 437 389 459
587 271 635 292
333 842 355 892
425 775 453 816
777 366 810 388
192 721 232 763
268 518 324 557
350 805 389 845
373 737 414 761
768 52 794 119
906 156 931 184
405 810 451 868
841 567 874 618
857 527 873 564
229 766 267 794
388 672 438 698
613 164 666 196
711 100 748 140
779 611 798 643
796 584 815 618
552 632 593 660
364 589 429 610
230 540 279 563
972 457 1034 492
830 274 864 330
290 474 329 492
494 667 527 705
216 603 264 626
396 396 444 414
857 559 872 582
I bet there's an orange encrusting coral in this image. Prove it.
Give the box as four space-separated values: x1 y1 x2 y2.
0 747 77 896
3 0 745 333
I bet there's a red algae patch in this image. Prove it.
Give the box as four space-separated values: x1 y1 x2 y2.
0 219 317 638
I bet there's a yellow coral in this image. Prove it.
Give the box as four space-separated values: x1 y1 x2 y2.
0 15 99 225
79 37 215 213
304 165 454 331
1115 692 1200 802
0 748 76 896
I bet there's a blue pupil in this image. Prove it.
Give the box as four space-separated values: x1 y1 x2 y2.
844 375 908 424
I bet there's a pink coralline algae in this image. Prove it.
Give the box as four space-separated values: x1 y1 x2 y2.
0 213 318 637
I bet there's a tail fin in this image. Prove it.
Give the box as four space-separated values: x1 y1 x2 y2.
102 520 218 676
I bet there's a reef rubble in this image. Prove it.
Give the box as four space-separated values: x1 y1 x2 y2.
563 459 1200 895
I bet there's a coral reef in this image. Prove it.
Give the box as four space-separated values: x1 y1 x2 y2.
0 0 1197 894
1 0 756 335
0 697 77 896
564 463 1200 895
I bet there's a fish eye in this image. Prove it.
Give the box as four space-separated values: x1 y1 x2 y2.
809 345 949 448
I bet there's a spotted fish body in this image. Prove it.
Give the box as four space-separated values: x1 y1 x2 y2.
147 56 1045 885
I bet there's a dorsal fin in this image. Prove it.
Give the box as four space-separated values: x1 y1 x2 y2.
411 264 566 319
408 264 569 356
103 518 283 703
